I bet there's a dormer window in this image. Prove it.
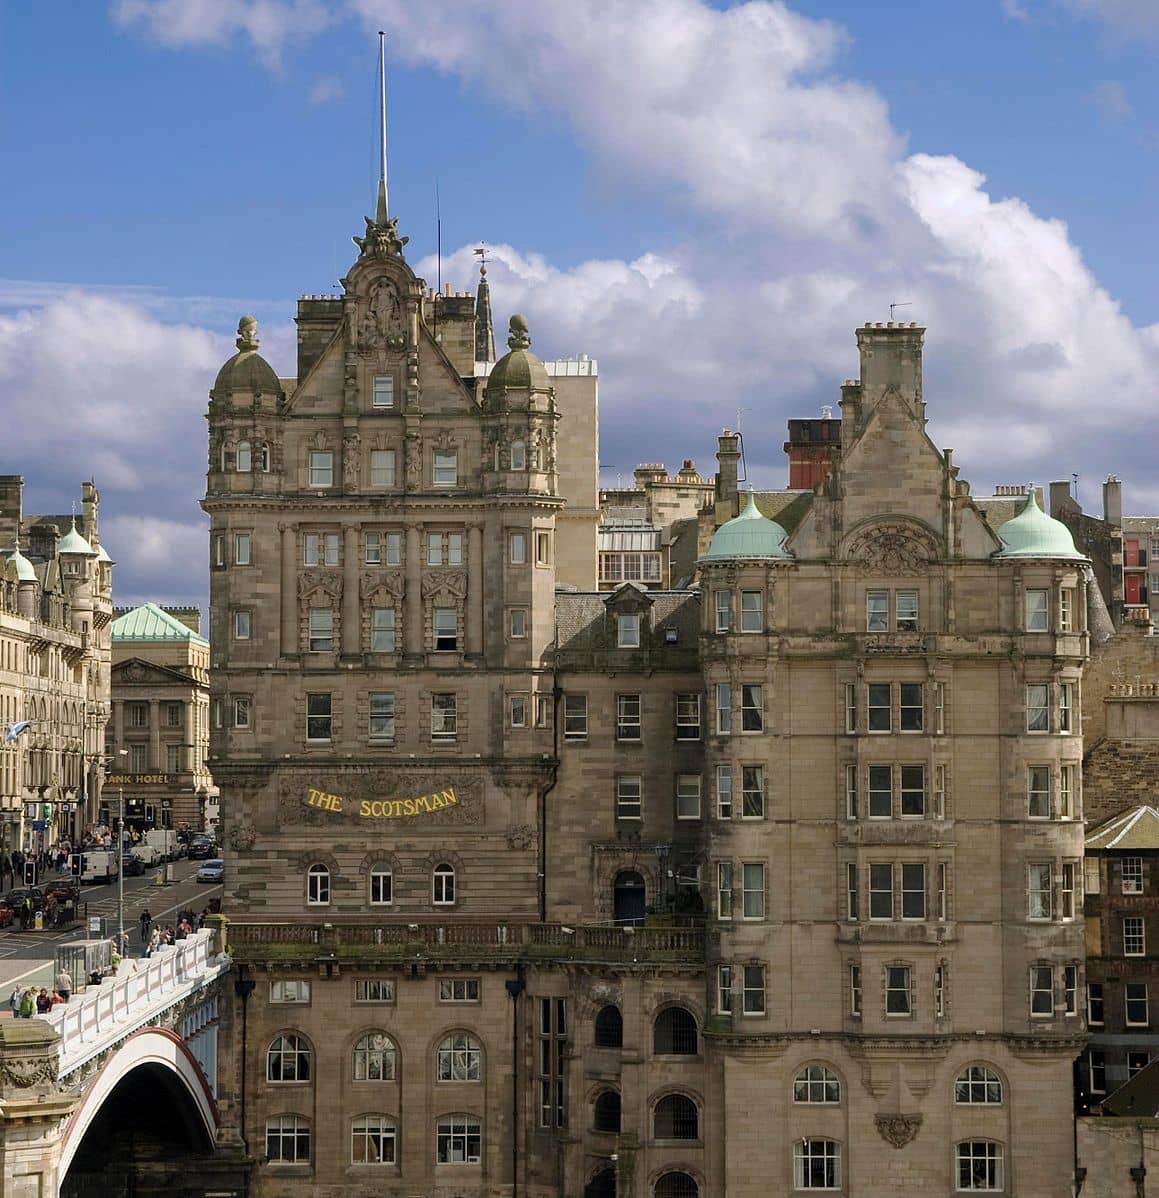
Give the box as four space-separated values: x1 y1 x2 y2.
617 613 640 648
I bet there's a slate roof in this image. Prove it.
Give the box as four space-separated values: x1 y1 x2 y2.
1086 805 1159 851
556 589 700 656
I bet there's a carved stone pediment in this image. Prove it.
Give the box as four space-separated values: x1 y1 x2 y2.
298 569 343 599
846 521 939 575
874 1113 922 1148
421 570 468 599
361 569 405 600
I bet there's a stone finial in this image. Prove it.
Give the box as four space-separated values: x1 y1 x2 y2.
507 313 531 351
236 315 259 352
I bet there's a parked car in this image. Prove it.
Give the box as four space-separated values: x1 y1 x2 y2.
42 878 79 906
196 858 224 883
4 887 45 913
121 852 146 877
187 836 217 860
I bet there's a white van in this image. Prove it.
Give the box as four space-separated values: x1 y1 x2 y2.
80 851 119 884
145 829 180 861
133 841 161 868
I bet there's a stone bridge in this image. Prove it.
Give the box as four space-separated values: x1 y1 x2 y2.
0 926 248 1198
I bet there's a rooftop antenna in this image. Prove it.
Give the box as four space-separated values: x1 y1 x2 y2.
375 31 389 224
889 301 912 321
436 181 442 296
1072 472 1080 503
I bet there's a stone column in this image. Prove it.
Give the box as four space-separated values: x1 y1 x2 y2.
467 522 484 658
342 525 360 658
279 524 297 658
0 1020 76 1198
148 700 160 774
184 699 194 774
405 525 423 658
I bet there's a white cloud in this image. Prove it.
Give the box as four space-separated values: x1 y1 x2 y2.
307 75 345 105
1061 0 1159 42
93 0 1159 590
111 0 332 66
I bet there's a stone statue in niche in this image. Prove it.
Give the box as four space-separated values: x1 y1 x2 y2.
405 432 423 491
343 434 361 490
360 280 405 351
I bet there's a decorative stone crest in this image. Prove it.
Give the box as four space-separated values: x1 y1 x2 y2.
421 571 468 599
229 823 258 853
847 521 939 575
506 824 536 850
298 570 343 600
360 569 406 600
874 1113 922 1148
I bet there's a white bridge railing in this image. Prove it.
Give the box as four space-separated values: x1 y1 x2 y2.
38 928 232 1079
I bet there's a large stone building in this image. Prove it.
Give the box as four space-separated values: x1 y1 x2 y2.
207 161 1093 1194
0 477 113 856
108 603 214 834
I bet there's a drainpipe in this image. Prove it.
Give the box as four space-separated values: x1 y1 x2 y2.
537 661 561 924
234 964 256 1155
506 966 526 1198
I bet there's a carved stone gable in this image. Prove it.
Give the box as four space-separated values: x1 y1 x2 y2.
298 569 343 600
421 570 468 599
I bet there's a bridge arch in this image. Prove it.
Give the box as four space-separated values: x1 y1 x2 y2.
59 1026 217 1183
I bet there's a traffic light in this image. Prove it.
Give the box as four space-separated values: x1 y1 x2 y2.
22 861 36 886
145 804 155 824
70 854 82 877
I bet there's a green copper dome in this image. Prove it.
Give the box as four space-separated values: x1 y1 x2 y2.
484 314 551 407
701 492 793 562
58 520 96 556
4 545 37 582
994 488 1085 560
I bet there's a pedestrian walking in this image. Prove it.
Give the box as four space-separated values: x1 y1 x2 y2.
54 967 72 1002
18 988 34 1018
139 907 152 944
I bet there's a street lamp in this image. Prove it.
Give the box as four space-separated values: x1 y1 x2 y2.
113 749 128 960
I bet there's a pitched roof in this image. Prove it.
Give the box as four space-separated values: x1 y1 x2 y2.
1086 805 1159 851
111 602 209 646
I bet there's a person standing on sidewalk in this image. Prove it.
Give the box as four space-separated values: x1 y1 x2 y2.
139 907 152 945
55 967 73 1002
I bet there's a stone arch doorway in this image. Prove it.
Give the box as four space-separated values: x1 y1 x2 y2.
613 869 646 926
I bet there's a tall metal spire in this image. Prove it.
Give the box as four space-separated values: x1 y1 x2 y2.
376 30 389 225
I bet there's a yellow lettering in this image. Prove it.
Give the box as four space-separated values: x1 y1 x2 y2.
442 788 457 806
371 801 384 818
307 788 323 808
403 799 416 816
360 801 371 817
391 801 404 817
330 795 343 813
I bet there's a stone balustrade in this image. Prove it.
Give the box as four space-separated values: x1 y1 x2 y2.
37 928 231 1079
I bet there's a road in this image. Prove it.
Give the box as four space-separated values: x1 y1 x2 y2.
0 859 223 1000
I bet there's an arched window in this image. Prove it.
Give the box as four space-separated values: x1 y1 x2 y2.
266 1033 312 1082
794 1139 841 1189
510 440 527 470
237 441 252 472
654 1092 699 1139
433 862 456 905
306 863 330 905
266 1115 311 1163
351 1114 396 1164
585 1166 616 1198
655 1172 699 1198
437 1032 482 1082
955 1065 1003 1105
352 1033 397 1081
593 1089 621 1133
653 1006 698 1055
793 1064 841 1104
594 1005 623 1049
258 443 271 472
956 1141 1003 1191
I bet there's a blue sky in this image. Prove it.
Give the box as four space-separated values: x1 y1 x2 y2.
2 0 1158 608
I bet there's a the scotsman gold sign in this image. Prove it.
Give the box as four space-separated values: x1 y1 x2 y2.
306 785 459 819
